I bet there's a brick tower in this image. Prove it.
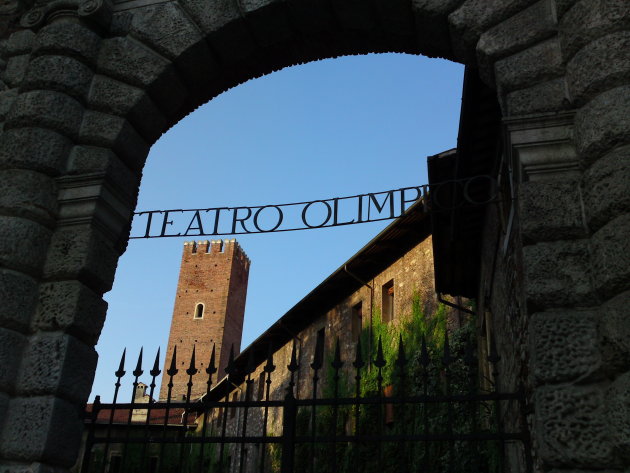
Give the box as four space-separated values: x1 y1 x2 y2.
159 239 250 401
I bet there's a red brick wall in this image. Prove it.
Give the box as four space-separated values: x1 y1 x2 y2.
159 239 250 401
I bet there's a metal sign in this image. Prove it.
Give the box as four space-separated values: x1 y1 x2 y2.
130 176 497 239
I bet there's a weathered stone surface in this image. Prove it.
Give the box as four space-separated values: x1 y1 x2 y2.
567 31 630 105
0 216 51 276
32 281 107 345
599 290 630 375
5 90 83 139
97 36 188 120
494 37 564 92
33 22 101 65
0 391 8 435
536 384 618 467
130 2 202 59
0 127 72 176
448 0 538 61
67 145 139 194
0 395 83 467
16 333 97 404
22 56 93 102
2 54 29 87
87 74 166 142
241 0 294 48
523 239 594 311
583 144 630 232
590 213 630 300
575 85 630 162
412 0 464 58
43 226 119 294
79 111 149 174
559 0 630 61
505 77 569 115
477 0 556 62
529 310 600 385
0 328 26 392
0 462 69 473
0 269 37 333
0 88 18 121
519 178 586 242
6 30 34 55
179 0 257 63
606 371 630 462
0 170 57 226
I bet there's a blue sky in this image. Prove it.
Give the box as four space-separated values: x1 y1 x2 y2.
91 53 464 401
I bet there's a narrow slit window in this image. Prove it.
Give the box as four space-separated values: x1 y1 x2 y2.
194 303 204 319
382 280 394 323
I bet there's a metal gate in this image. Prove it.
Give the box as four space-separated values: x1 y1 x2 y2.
80 332 532 473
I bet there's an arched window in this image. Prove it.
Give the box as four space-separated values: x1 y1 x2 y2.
194 303 204 319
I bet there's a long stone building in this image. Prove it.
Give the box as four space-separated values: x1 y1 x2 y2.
0 1 628 472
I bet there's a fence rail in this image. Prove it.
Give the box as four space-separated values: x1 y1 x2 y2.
80 332 532 473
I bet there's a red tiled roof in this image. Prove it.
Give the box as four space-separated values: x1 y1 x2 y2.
85 404 195 426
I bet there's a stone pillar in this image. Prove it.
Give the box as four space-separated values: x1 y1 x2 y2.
0 2 139 471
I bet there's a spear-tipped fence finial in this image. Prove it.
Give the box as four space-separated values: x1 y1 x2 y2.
150 348 161 378
264 343 276 373
133 347 144 378
353 337 364 370
374 336 386 368
332 338 343 370
288 339 299 373
396 334 407 369
115 348 127 379
186 345 198 377
167 346 178 378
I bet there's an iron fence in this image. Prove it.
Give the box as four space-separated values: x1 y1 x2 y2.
80 332 532 473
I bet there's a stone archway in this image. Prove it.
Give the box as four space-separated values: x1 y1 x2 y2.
0 0 628 472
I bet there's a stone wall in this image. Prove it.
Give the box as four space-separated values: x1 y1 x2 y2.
0 0 627 471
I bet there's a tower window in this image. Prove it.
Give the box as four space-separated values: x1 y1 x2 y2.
194 303 204 319
382 280 394 323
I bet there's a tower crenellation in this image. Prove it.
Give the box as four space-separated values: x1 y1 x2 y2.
159 239 250 401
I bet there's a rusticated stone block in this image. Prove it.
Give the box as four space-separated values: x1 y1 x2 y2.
32 280 107 345
130 2 203 58
505 77 569 115
0 328 26 392
477 0 556 65
87 75 166 142
599 290 630 374
179 0 257 64
3 55 30 88
559 0 630 61
0 127 72 176
0 169 57 226
0 216 51 276
22 56 93 103
523 239 594 310
583 145 630 232
0 462 69 473
16 333 97 404
78 111 148 174
0 88 18 122
0 269 37 332
448 0 538 61
6 30 35 55
0 395 83 467
536 384 618 468
606 371 630 462
590 214 630 300
519 179 586 243
494 37 564 92
412 0 465 58
575 85 630 163
5 90 83 139
43 225 119 294
567 31 630 106
33 22 101 66
529 310 600 385
97 36 188 119
67 145 139 193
